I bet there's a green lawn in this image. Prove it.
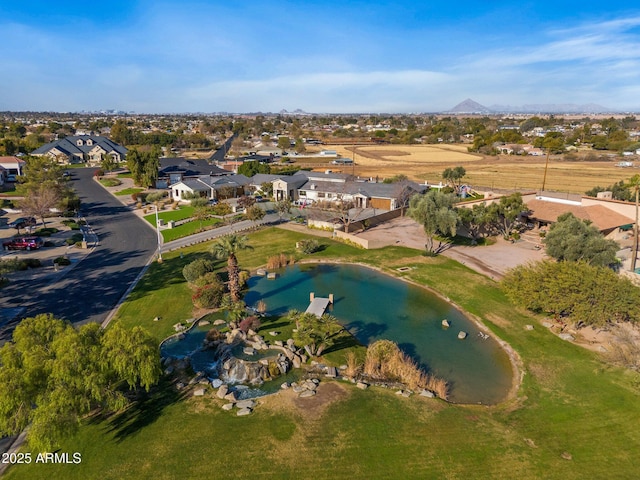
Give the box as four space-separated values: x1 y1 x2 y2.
114 187 144 196
6 227 640 479
159 218 223 242
143 206 195 225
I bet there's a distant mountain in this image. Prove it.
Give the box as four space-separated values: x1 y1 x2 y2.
447 99 492 114
279 108 310 115
446 99 616 114
488 103 614 114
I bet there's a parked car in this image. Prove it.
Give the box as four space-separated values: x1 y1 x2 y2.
254 195 265 202
8 217 36 229
3 236 44 251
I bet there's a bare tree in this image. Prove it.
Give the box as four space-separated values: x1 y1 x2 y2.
20 184 61 228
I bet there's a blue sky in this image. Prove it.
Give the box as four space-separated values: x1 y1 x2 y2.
2 1 640 113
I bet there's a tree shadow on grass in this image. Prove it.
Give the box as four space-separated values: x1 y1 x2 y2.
96 378 188 443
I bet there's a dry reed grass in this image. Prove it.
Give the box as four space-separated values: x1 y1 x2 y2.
364 340 448 399
343 351 362 378
266 253 295 270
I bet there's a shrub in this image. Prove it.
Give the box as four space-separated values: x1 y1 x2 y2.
53 256 71 266
238 316 261 333
146 191 168 203
192 283 225 309
192 271 222 288
182 258 216 283
190 197 208 208
93 169 104 178
66 233 84 245
24 258 42 269
34 227 59 237
238 270 250 289
297 239 321 254
100 178 122 187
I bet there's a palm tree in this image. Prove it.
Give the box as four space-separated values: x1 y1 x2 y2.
210 234 251 301
627 174 640 272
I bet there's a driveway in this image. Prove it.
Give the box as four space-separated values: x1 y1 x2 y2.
355 216 545 279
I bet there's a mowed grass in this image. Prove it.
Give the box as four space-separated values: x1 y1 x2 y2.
143 206 195 225
114 187 144 196
6 227 640 479
159 218 223 242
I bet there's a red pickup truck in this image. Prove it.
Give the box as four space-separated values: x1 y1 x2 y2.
2 237 44 251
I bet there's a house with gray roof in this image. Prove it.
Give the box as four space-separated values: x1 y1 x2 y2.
273 170 425 210
170 174 250 201
157 157 229 188
31 135 127 165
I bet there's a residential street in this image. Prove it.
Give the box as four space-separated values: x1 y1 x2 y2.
0 168 157 340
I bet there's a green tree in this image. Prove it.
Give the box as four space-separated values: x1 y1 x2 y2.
126 148 144 185
456 203 492 244
238 161 271 177
277 136 291 151
502 261 640 327
210 235 252 301
487 193 527 239
0 314 160 452
245 204 265 226
182 257 216 283
192 205 212 230
408 190 458 254
274 198 292 220
442 166 466 192
101 153 117 172
544 213 619 267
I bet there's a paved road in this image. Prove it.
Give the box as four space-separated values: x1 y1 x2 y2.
0 168 157 339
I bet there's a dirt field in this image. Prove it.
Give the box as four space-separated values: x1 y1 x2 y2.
311 144 632 194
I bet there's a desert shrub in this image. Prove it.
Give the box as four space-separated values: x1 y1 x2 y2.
190 197 208 208
192 283 225 309
53 256 71 266
62 220 82 229
66 233 84 245
268 361 281 377
605 325 640 370
0 258 28 273
211 203 232 216
24 258 42 269
256 299 267 314
192 271 222 288
146 191 168 203
297 239 321 254
182 258 216 283
238 270 250 289
34 227 59 237
238 315 261 333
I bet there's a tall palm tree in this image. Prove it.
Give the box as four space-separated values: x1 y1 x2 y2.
210 234 251 301
627 174 640 272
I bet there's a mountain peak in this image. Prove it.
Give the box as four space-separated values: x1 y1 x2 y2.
448 99 492 114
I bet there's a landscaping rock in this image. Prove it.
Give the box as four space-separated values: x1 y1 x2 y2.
222 403 234 411
259 359 269 366
193 388 206 396
164 366 174 376
442 319 450 328
211 379 223 388
419 389 435 398
176 382 186 390
458 331 467 340
525 324 534 330
237 408 252 416
395 390 405 395
269 331 279 337
198 320 211 327
274 340 284 347
217 385 229 399
213 319 226 326
356 382 369 390
299 389 316 398
559 333 575 341
326 366 338 378
292 355 302 369
236 399 256 409
281 382 290 389
286 338 295 348
402 391 412 397
243 346 256 356
542 321 554 328
154 316 161 322
224 391 238 402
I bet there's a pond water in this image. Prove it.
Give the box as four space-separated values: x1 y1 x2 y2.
244 263 513 404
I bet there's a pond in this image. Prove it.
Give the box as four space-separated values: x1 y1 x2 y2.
245 263 513 404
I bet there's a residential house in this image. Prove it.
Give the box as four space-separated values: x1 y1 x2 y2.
157 158 229 188
273 171 426 210
0 156 26 181
170 174 250 201
31 135 127 165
